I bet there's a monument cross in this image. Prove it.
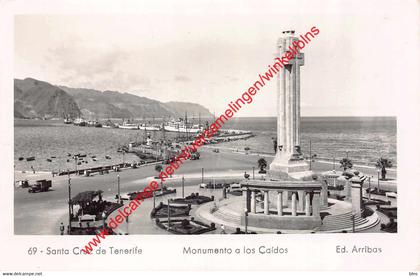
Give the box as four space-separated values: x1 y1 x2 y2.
269 30 313 180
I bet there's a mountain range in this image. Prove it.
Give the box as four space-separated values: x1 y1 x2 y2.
14 78 212 119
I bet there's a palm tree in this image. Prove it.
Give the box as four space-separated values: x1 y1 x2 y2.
339 158 353 171
375 158 392 180
257 158 268 173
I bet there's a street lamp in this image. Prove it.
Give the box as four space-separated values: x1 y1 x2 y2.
167 199 171 230
368 176 371 200
244 208 248 234
377 169 381 192
182 176 185 198
102 212 106 230
75 156 78 172
351 211 356 233
68 171 72 235
117 174 121 204
122 151 125 167
309 140 312 170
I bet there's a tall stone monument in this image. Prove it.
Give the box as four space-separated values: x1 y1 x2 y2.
269 30 313 180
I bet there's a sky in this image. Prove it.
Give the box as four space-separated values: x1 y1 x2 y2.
14 1 410 117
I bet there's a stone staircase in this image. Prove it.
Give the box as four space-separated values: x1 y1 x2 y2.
319 211 377 232
210 204 379 233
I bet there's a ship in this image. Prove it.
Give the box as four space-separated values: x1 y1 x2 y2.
102 119 117 128
87 120 102 128
118 121 139 130
164 118 202 133
64 118 73 124
139 123 160 131
73 118 87 126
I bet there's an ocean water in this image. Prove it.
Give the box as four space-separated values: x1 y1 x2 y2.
221 117 397 166
14 117 396 172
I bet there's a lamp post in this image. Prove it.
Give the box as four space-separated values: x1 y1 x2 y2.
122 151 125 167
201 168 204 183
182 176 185 198
153 191 156 209
117 174 121 204
102 212 106 230
351 211 356 233
368 176 371 200
377 170 380 192
333 156 335 171
244 208 248 234
252 167 255 180
167 199 171 230
68 171 72 235
309 140 312 170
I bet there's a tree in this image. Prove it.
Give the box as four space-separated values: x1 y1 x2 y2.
339 158 353 171
375 157 392 180
257 158 268 173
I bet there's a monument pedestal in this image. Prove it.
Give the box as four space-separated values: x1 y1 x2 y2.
269 153 314 180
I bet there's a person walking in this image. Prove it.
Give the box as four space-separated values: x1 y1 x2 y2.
59 222 65 235
220 224 226 234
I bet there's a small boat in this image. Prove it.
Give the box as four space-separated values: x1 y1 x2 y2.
18 157 24 161
119 122 139 130
26 157 35 161
47 159 52 162
139 124 160 131
105 155 111 159
92 158 97 161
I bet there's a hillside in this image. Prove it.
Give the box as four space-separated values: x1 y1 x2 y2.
58 86 212 119
14 78 212 119
14 78 81 119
